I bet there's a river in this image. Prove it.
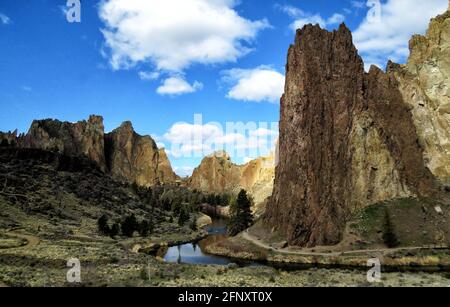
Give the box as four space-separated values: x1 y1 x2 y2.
163 219 235 265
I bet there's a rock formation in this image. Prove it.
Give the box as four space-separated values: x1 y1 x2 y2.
390 11 450 185
105 121 161 186
188 151 275 208
189 151 243 194
24 115 107 170
239 154 276 208
2 116 179 187
105 121 179 186
264 11 449 247
0 130 18 146
157 148 181 184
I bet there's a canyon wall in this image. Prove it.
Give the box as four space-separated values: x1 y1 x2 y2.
264 12 448 247
390 11 450 185
188 151 275 208
1 116 179 186
25 115 107 171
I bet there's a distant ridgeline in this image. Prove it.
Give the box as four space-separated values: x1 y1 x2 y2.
0 115 179 187
188 150 275 213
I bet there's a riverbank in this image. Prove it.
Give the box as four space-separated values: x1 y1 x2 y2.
1 234 449 287
204 220 450 271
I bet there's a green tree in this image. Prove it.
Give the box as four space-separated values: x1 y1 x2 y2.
171 201 182 215
139 220 153 237
110 223 120 238
382 210 400 248
190 219 198 231
178 206 190 226
227 190 254 236
121 214 138 237
97 215 110 235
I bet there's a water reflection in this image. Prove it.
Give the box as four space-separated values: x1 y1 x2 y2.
163 219 233 265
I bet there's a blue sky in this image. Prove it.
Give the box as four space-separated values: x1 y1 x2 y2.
0 0 447 176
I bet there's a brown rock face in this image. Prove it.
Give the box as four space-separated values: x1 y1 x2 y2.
24 115 106 170
2 115 179 187
390 11 450 185
105 121 179 187
0 130 18 146
239 154 275 208
188 151 242 194
157 148 180 184
264 23 438 247
188 151 275 209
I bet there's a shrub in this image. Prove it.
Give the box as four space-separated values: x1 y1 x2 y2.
382 210 400 248
139 220 153 237
97 215 110 235
189 219 198 231
109 223 120 238
178 206 190 226
121 214 138 237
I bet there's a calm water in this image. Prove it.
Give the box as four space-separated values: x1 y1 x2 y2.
163 219 234 265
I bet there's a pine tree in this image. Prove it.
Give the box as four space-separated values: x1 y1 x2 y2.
382 210 400 248
139 220 153 237
178 206 190 226
121 214 138 237
109 223 120 238
97 215 110 235
227 190 254 236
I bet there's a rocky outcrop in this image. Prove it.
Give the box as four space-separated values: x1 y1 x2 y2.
0 130 18 146
24 115 107 170
240 154 275 208
189 151 242 194
188 151 275 208
390 11 450 186
104 121 180 186
2 116 179 187
157 148 180 184
264 17 443 247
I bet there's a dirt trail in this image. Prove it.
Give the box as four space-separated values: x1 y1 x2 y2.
3 231 40 249
242 230 438 257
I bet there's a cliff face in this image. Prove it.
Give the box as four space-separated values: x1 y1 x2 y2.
188 151 275 208
105 121 161 187
24 115 107 171
264 18 442 247
390 11 450 185
240 154 275 208
2 116 178 187
157 148 180 184
188 151 242 194
0 130 18 146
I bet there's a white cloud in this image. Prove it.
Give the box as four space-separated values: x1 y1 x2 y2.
243 157 254 164
174 166 195 177
156 142 166 149
327 13 346 25
156 77 203 96
0 13 11 25
99 0 269 72
139 71 160 81
353 0 448 70
278 5 345 31
351 1 366 9
222 67 285 103
162 120 278 158
249 128 278 138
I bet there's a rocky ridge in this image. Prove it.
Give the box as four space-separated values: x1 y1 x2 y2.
188 151 275 208
264 11 449 247
1 116 179 186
